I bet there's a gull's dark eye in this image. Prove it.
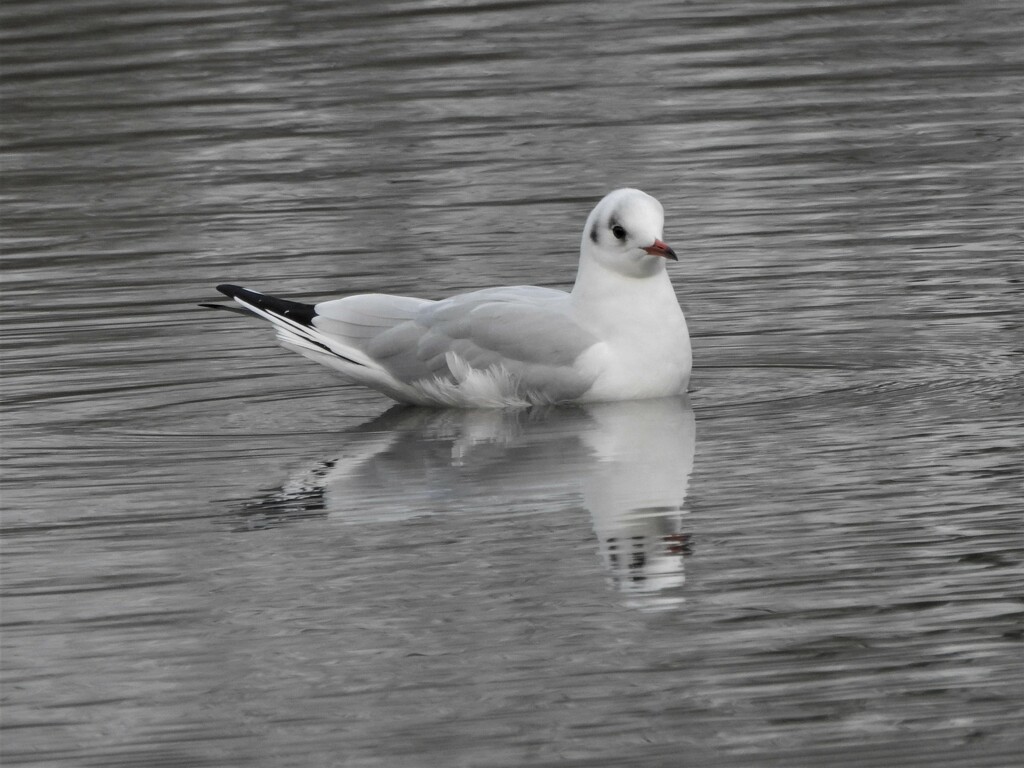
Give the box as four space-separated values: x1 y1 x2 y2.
611 224 627 241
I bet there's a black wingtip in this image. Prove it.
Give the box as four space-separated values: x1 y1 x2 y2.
216 283 256 301
199 302 250 315
212 284 318 326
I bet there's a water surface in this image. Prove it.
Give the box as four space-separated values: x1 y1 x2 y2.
2 1 1022 766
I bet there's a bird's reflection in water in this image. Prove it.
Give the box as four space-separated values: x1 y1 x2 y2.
580 398 696 609
233 397 696 609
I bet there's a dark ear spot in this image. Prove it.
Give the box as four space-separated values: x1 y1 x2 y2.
590 224 599 243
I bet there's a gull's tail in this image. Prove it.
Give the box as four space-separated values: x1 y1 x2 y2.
201 284 370 367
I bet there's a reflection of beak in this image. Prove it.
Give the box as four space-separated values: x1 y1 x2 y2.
643 239 678 261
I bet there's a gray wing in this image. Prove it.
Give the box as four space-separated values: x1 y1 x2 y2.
313 286 601 399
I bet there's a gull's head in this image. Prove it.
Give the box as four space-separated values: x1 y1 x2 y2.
581 188 677 278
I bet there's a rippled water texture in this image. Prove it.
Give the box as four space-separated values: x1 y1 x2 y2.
2 1 1022 766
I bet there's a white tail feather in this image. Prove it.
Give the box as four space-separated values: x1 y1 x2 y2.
231 298 383 371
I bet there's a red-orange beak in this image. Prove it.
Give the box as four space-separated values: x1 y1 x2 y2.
643 238 678 261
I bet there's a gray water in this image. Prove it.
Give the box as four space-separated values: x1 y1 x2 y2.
2 1 1022 766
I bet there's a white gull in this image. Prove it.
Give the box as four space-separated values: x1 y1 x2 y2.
206 188 691 407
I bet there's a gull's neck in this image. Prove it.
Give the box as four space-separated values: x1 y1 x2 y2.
569 246 677 315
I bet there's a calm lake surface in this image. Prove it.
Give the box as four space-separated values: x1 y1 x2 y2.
2 1 1021 766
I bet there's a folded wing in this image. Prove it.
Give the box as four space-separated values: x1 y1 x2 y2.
313 286 601 403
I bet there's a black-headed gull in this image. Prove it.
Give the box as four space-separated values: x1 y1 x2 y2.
205 188 691 407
